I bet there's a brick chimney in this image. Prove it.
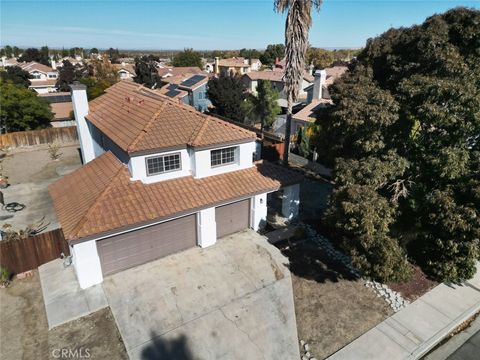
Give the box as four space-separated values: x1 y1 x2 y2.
70 82 95 164
313 69 327 100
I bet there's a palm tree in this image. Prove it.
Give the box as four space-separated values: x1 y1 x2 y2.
275 0 322 164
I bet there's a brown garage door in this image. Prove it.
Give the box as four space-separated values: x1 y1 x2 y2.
216 199 250 238
97 214 197 276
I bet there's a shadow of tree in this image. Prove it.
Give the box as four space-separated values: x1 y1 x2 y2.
141 332 194 360
276 238 358 283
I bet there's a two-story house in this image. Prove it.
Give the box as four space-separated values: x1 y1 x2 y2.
113 63 136 80
49 81 302 289
18 61 59 93
158 73 212 112
214 57 261 76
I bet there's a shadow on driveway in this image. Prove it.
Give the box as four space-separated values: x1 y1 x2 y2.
141 332 194 360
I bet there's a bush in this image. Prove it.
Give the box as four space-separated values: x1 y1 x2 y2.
0 266 10 284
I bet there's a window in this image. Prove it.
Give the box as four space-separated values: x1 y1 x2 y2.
146 153 181 175
198 92 204 100
48 74 57 79
211 147 237 167
32 73 41 79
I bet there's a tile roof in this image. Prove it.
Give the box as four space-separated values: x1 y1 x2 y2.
19 61 54 74
50 102 73 120
29 79 58 87
293 99 333 122
49 151 302 241
325 66 348 86
218 57 248 68
113 63 136 76
86 81 255 153
157 66 203 78
245 69 314 83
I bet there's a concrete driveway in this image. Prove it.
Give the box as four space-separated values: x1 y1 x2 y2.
102 229 300 360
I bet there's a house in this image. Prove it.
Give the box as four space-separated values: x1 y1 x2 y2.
39 92 75 127
214 57 261 76
292 66 348 132
1 56 18 67
157 66 203 79
158 73 212 112
242 69 314 104
113 63 136 80
18 61 58 93
49 81 302 289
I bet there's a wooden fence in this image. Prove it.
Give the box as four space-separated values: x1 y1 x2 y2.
0 126 78 149
0 228 70 274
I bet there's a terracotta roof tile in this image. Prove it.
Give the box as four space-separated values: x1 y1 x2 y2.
86 81 255 153
49 152 302 241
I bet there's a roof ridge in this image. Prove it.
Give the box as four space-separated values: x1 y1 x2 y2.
189 116 209 145
128 100 169 152
71 159 125 239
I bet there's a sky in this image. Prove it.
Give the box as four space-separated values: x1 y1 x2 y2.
1 0 478 50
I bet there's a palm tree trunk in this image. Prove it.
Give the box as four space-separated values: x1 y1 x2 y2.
283 93 293 164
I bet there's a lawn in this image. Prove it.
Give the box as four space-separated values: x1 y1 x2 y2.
0 272 127 360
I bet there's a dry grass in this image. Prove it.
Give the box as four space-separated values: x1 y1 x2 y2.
0 272 127 360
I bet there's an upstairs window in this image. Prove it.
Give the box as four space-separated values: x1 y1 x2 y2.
146 153 181 175
211 147 237 167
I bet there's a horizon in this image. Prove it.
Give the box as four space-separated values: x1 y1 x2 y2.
1 1 478 51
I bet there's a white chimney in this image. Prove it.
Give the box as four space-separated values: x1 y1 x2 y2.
70 82 95 164
214 57 219 74
1 56 6 67
313 69 327 100
51 59 57 70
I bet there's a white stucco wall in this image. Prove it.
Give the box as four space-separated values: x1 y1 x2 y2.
71 85 96 163
194 141 255 179
197 207 217 247
129 148 192 183
251 193 268 231
71 240 103 289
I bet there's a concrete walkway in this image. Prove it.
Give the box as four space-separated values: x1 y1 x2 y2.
39 259 108 329
328 265 480 360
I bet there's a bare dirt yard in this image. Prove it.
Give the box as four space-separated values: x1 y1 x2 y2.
0 143 82 232
0 271 127 360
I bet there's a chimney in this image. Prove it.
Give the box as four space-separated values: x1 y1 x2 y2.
51 59 57 70
214 57 219 74
70 82 95 164
1 56 6 67
313 69 327 100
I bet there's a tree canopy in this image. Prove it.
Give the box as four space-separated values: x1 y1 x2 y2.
319 7 480 282
0 66 31 88
259 44 285 66
0 80 53 133
133 56 162 89
18 47 50 66
207 74 247 122
243 80 281 129
172 48 203 68
56 60 87 92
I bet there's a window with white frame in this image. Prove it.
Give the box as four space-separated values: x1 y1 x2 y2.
146 153 181 175
211 146 237 167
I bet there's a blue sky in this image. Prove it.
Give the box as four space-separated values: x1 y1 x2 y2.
1 1 478 50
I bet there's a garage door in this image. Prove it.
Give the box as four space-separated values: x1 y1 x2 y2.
97 214 197 276
216 199 250 238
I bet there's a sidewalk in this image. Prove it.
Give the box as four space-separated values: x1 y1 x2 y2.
327 264 480 360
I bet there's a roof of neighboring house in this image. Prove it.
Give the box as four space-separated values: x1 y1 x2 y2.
113 63 136 76
2 58 18 66
293 99 333 122
157 83 189 100
244 69 314 83
157 66 203 78
19 61 54 74
50 102 73 121
49 151 303 241
86 81 255 153
325 66 348 86
28 79 57 87
160 73 209 92
218 57 248 68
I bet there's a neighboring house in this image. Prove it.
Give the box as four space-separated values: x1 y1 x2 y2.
157 66 203 79
49 81 302 289
242 69 314 104
39 92 75 127
18 61 58 94
214 57 261 76
113 63 136 80
158 73 212 112
1 56 18 67
292 66 348 132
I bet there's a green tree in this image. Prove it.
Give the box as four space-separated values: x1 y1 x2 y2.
39 46 50 66
56 60 86 91
259 44 285 66
239 48 262 59
321 8 480 282
12 46 20 57
0 66 31 87
207 74 247 122
0 80 53 132
243 80 281 130
3 45 13 58
306 47 334 69
18 48 41 63
106 48 120 63
61 48 69 57
172 48 202 68
89 48 99 54
133 56 162 89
